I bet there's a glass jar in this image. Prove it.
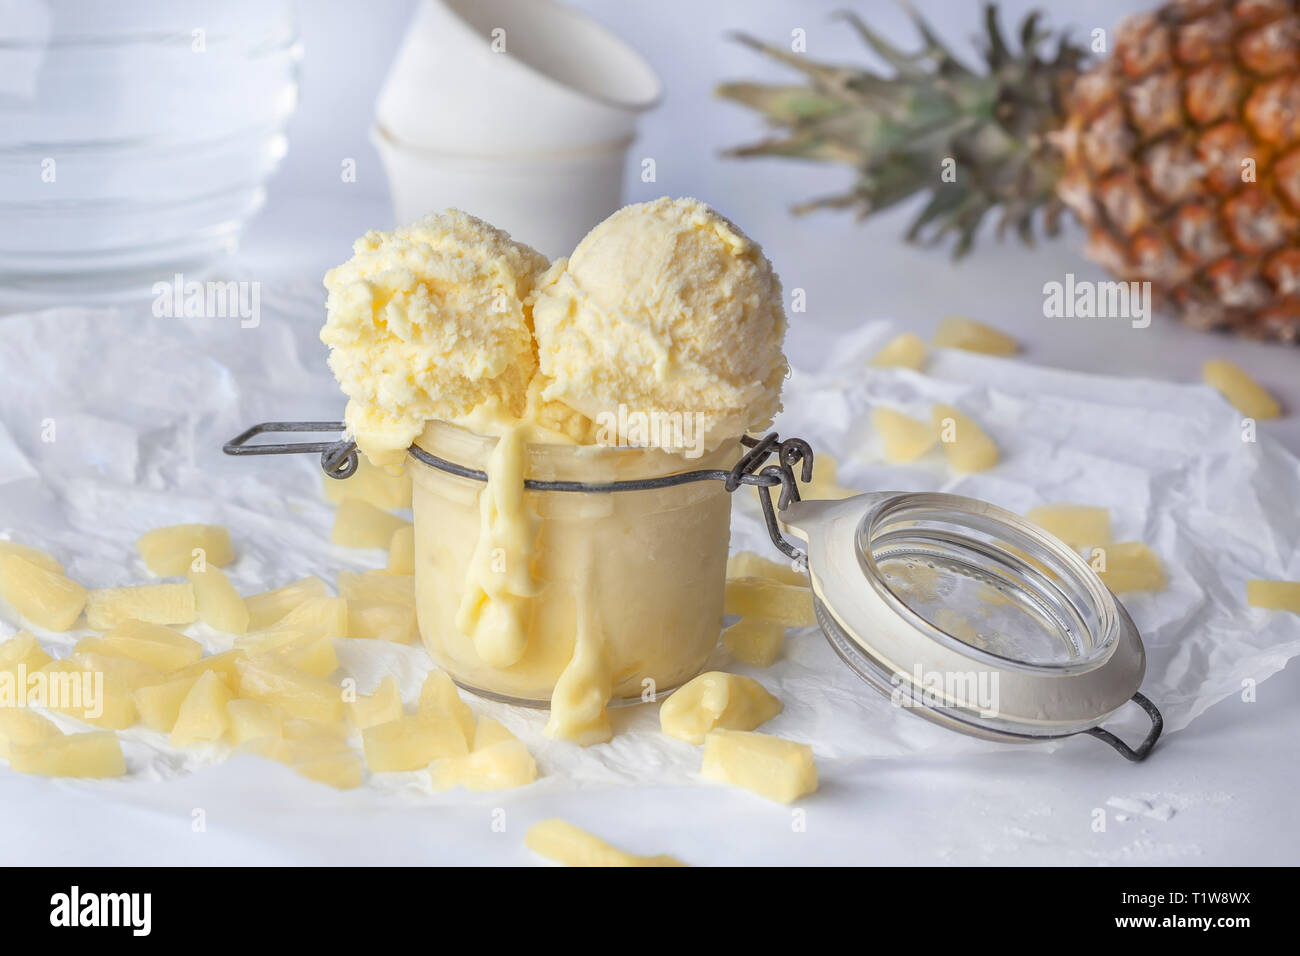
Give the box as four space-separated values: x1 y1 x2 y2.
0 0 299 296
408 421 740 704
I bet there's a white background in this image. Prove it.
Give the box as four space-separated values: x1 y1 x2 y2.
4 0 1299 866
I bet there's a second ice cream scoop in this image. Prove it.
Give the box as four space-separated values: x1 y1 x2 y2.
531 196 788 456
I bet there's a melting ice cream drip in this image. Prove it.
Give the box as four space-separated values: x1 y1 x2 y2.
455 425 537 667
545 541 613 745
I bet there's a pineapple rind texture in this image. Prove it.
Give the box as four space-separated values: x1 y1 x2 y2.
1060 2 1300 341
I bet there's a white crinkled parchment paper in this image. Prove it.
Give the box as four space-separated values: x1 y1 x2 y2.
1 297 1298 806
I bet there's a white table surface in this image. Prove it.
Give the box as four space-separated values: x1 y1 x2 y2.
3 0 1298 865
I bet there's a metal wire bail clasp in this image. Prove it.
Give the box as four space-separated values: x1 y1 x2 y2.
222 421 360 479
221 421 819 562
731 433 814 563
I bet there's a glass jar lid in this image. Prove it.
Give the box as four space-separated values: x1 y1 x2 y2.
783 492 1151 746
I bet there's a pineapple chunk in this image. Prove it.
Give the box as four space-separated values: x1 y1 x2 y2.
167 649 247 690
170 671 233 747
0 555 87 631
238 734 323 762
660 671 783 745
1092 542 1165 592
283 716 349 740
1203 359 1281 420
66 651 163 691
345 675 404 730
189 565 249 634
933 316 1019 355
346 600 416 644
136 524 234 576
238 628 338 677
472 715 517 750
873 407 938 463
260 634 339 680
0 706 59 758
234 627 301 652
336 570 414 607
234 657 343 722
726 550 807 588
362 715 468 771
293 751 364 790
0 540 63 574
417 669 474 744
1027 504 1112 549
322 456 412 510
1247 579 1300 613
724 576 816 627
869 331 928 370
722 617 786 667
430 739 537 791
97 619 202 672
241 621 330 658
331 498 412 549
34 660 135 729
73 634 139 661
388 525 415 574
700 729 818 804
226 699 285 745
0 630 53 679
266 596 348 639
9 731 126 778
245 576 329 629
525 819 685 868
932 404 999 473
237 731 361 787
278 734 351 762
133 675 199 733
86 582 197 630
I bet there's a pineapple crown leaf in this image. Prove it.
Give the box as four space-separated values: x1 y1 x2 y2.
981 3 1014 70
1017 11 1057 61
835 6 971 80
726 32 863 98
717 3 1085 258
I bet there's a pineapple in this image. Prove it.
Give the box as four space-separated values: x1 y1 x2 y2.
724 576 816 627
718 2 1300 341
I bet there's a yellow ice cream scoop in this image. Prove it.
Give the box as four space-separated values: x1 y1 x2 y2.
320 209 550 467
531 196 789 457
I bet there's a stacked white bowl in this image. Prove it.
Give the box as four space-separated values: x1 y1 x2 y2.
373 0 661 257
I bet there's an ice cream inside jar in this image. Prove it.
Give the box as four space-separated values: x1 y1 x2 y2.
317 198 789 745
408 422 740 743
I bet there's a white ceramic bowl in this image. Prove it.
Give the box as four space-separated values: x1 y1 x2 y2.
373 0 661 254
373 127 633 257
376 0 661 154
